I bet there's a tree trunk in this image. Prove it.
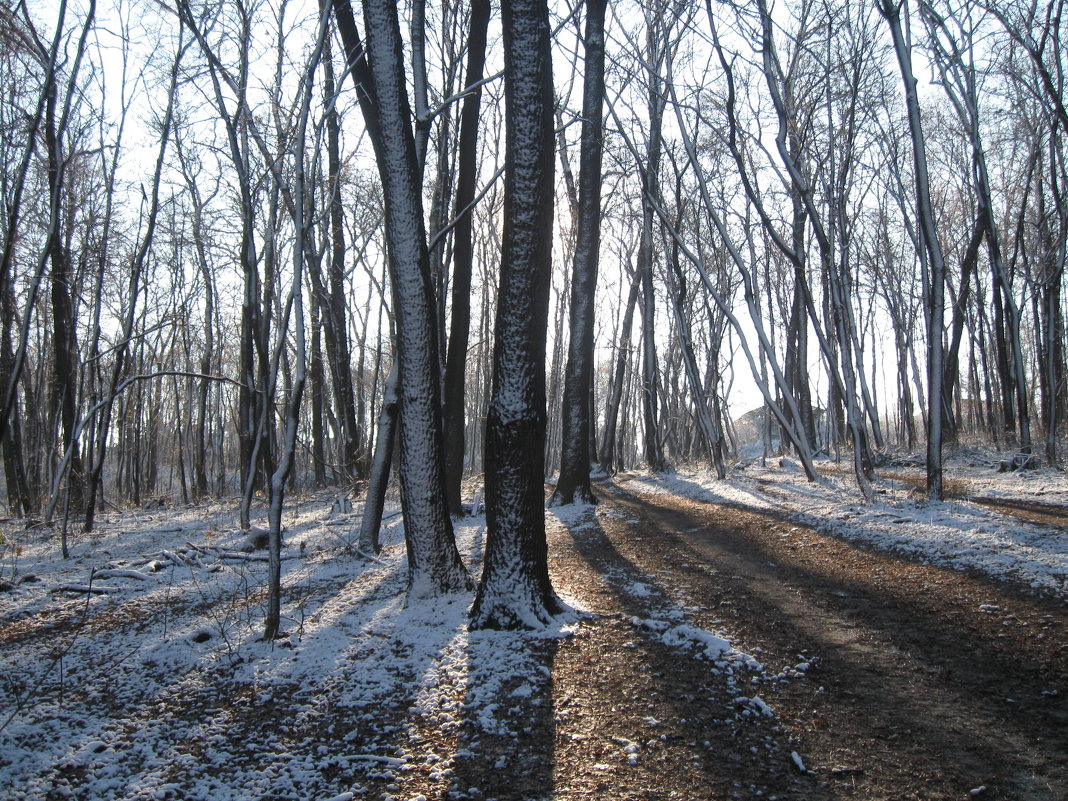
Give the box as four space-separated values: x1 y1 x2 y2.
472 0 560 630
443 0 491 517
880 0 947 500
322 28 365 481
336 0 469 598
550 0 607 506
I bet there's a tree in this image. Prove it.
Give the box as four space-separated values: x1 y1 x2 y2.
878 0 948 500
471 0 559 630
443 0 491 517
319 21 366 483
550 0 607 506
334 0 469 597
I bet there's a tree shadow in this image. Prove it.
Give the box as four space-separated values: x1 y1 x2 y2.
0 508 483 801
546 501 826 800
602 482 1068 799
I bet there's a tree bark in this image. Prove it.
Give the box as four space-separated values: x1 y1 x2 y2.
336 0 469 597
550 0 607 506
472 0 560 630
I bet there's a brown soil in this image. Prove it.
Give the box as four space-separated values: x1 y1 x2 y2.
6 479 1066 801
421 477 1068 801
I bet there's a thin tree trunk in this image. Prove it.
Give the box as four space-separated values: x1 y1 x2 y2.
551 0 607 506
443 0 491 516
879 0 947 500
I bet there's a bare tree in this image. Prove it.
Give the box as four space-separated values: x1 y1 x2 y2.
334 0 470 596
443 0 491 517
471 0 560 630
551 0 608 506
878 0 949 500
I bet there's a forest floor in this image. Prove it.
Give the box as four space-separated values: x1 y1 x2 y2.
0 452 1066 800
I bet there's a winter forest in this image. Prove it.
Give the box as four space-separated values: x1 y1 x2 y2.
1 0 1067 799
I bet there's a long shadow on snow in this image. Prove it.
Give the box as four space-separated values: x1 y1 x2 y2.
606 481 1068 800
649 474 1068 602
556 501 828 801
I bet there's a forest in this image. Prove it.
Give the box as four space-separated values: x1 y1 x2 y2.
1 0 1066 799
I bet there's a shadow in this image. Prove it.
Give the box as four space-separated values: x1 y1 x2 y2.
547 500 828 800
0 501 481 801
446 628 560 801
971 496 1068 528
881 470 1068 529
603 481 1068 799
657 473 1068 599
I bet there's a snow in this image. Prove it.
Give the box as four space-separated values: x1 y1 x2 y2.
623 453 1068 598
0 495 579 800
4 452 1056 797
547 503 766 693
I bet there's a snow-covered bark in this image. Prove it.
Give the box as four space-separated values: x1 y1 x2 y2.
337 0 469 596
471 0 560 629
550 0 607 507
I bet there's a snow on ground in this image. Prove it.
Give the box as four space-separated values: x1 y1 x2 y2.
7 450 1050 798
0 490 769 801
548 503 764 683
623 453 1068 598
0 496 582 801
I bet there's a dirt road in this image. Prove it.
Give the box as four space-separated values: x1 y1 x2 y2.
503 478 1068 801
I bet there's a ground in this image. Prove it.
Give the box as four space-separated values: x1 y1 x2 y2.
0 453 1065 800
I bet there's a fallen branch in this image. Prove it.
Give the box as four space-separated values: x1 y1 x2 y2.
52 583 123 595
185 541 300 563
92 568 150 581
354 547 387 565
349 754 407 766
161 549 193 566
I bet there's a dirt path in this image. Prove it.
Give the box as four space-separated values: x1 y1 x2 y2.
556 478 1068 800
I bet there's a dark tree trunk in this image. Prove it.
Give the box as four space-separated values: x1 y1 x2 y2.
45 75 83 514
322 29 365 482
359 363 397 553
309 286 327 487
443 0 491 517
550 0 607 507
880 0 947 500
472 0 559 630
